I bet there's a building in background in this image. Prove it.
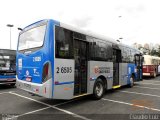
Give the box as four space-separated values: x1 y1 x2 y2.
133 43 160 56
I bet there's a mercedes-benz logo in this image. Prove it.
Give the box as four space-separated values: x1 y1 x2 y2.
26 70 29 76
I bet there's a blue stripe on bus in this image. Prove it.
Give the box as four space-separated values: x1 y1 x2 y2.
55 81 74 85
0 75 16 79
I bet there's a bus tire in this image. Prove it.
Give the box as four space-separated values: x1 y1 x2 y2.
128 75 134 88
92 79 104 100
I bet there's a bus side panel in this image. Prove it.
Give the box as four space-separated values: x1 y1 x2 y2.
119 63 128 86
88 61 113 94
53 59 74 99
127 63 136 83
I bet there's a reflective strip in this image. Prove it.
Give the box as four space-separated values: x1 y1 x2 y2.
112 85 121 89
54 81 74 85
74 93 89 98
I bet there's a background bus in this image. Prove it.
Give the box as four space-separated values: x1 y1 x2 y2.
143 55 160 77
16 19 143 100
0 49 16 86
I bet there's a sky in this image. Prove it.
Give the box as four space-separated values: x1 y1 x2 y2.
0 0 160 50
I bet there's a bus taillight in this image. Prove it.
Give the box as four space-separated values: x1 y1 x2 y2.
42 62 49 83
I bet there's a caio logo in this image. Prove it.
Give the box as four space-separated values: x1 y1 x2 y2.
94 66 110 74
94 66 100 74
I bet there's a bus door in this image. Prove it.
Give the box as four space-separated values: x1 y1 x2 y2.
135 54 143 81
113 49 121 87
74 39 88 96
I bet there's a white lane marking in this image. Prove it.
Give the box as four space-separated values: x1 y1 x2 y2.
143 81 160 84
17 106 50 117
9 92 91 120
17 99 80 118
119 90 160 98
54 99 76 107
0 91 14 95
134 86 160 90
102 98 160 112
138 83 160 85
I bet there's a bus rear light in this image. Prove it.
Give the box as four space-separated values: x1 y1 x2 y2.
42 63 49 83
36 88 39 92
33 88 39 93
44 87 46 94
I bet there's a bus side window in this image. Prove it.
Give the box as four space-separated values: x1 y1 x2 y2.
55 26 73 59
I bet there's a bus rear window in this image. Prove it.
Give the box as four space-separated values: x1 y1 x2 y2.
18 25 46 51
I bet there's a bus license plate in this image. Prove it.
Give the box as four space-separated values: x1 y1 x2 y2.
24 83 31 89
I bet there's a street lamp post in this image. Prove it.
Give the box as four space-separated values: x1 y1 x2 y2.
119 37 123 43
117 38 123 43
118 16 123 43
18 28 22 31
6 24 14 49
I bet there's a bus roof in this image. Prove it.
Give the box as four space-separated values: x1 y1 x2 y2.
60 22 116 44
60 22 141 53
20 19 140 53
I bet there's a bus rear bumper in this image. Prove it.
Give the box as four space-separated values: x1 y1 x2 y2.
16 78 53 98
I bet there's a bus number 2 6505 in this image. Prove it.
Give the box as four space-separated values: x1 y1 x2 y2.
56 67 72 74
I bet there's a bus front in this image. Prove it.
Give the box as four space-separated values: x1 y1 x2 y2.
0 50 16 86
16 20 54 98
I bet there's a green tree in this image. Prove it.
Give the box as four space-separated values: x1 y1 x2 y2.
150 48 160 57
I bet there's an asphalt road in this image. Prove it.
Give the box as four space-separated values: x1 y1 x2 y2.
0 76 160 120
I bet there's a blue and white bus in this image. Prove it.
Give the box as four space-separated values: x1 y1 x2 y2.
0 49 16 86
16 19 143 99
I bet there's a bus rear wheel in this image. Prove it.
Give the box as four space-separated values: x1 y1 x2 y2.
92 79 104 100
